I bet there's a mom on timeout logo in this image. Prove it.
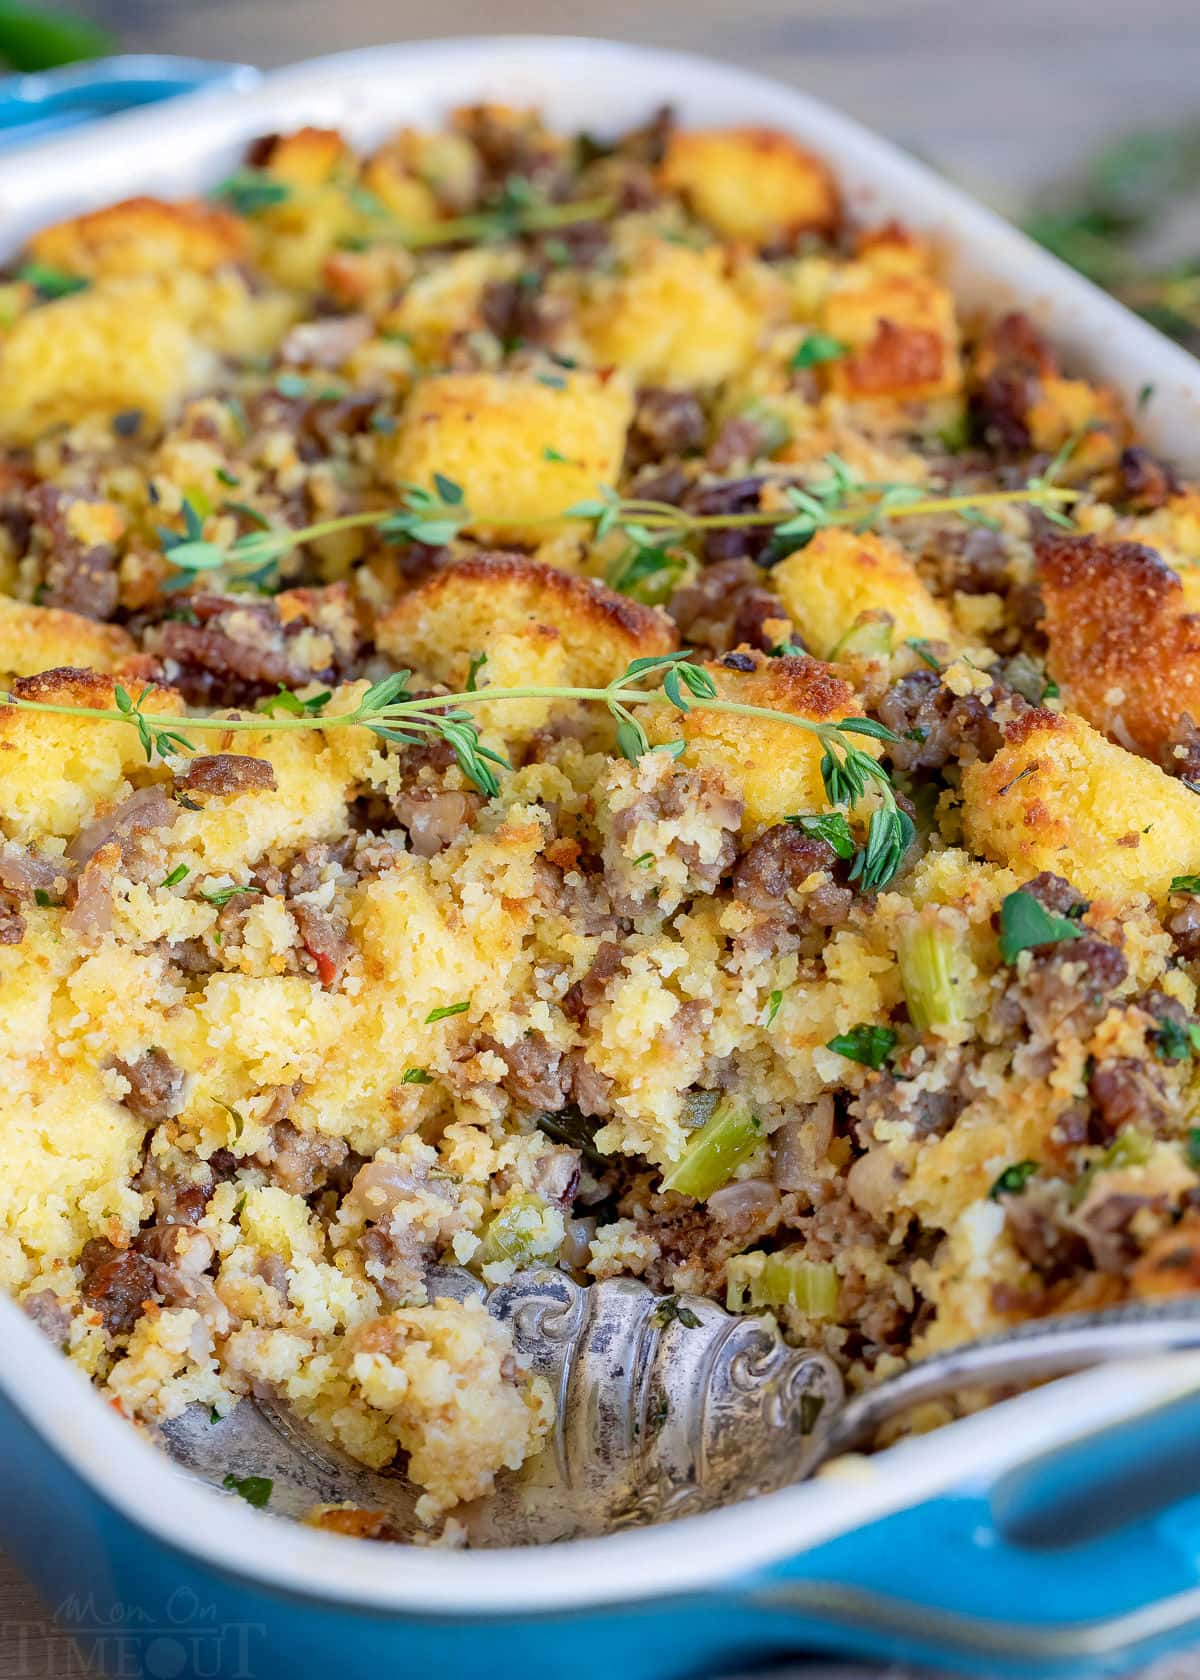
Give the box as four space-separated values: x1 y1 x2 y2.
2 1586 265 1678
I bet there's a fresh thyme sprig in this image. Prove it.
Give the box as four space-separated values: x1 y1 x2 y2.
155 455 1081 582
211 166 612 250
3 653 913 886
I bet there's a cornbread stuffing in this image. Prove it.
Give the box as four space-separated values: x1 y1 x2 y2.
5 104 1200 1530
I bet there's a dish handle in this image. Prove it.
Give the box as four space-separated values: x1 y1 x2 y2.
732 1386 1200 1675
0 54 257 148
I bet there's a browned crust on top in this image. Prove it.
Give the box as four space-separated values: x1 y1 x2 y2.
1000 704 1067 751
842 320 945 397
1037 532 1200 759
27 195 248 275
708 648 859 721
379 551 677 655
5 667 180 712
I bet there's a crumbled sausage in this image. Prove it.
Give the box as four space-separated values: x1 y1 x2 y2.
115 1048 186 1124
177 754 278 796
79 1238 156 1337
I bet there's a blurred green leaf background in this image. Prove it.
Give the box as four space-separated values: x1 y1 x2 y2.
0 0 110 71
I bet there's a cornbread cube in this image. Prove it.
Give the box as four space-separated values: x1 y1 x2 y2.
377 552 677 738
770 528 956 659
577 235 759 387
385 370 633 542
660 128 839 244
0 1070 146 1292
251 127 349 187
388 248 521 364
961 708 1200 901
363 127 481 228
26 196 247 280
0 597 135 679
0 278 212 445
1039 532 1200 762
0 669 181 845
643 650 873 836
822 270 961 401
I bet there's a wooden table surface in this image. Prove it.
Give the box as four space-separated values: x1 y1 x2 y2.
4 1 1200 1673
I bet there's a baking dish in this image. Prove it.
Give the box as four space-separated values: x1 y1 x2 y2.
6 35 1200 1678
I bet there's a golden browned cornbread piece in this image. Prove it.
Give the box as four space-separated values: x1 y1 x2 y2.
660 128 839 244
362 127 481 227
961 708 1200 901
970 312 1125 468
252 127 349 187
0 597 135 679
0 668 182 845
1038 532 1200 763
577 234 759 387
644 650 870 836
377 551 677 737
26 196 247 280
770 528 956 659
0 278 213 445
385 370 633 542
823 270 961 401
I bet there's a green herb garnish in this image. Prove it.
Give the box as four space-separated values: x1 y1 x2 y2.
426 1001 470 1024
161 864 189 889
652 1295 702 1330
1153 1017 1200 1062
211 169 291 216
826 1023 897 1070
401 1067 434 1085
222 1472 273 1509
785 811 856 860
1170 876 1200 895
791 333 847 370
198 884 262 909
998 890 1086 964
16 262 88 300
989 1160 1040 1199
763 989 785 1028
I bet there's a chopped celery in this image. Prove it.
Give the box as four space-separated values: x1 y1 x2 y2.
474 1193 561 1269
726 1251 839 1317
661 1095 760 1201
898 911 969 1032
830 610 894 661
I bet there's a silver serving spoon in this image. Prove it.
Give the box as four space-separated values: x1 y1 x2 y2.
162 1268 1200 1543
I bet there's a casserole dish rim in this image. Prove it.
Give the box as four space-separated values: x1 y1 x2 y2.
4 31 1200 1618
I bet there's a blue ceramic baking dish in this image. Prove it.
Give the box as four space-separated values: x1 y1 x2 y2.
7 38 1200 1679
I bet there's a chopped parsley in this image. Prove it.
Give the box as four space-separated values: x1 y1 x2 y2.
826 1023 896 1070
1170 875 1200 895
161 864 189 889
652 1295 702 1330
1153 1017 1200 1062
791 332 847 370
989 1160 1040 1199
401 1067 433 1085
543 446 573 463
222 1472 273 1508
34 889 55 908
997 890 1086 964
215 466 241 487
426 1001 470 1024
632 852 655 868
786 811 856 859
763 989 785 1028
17 263 88 300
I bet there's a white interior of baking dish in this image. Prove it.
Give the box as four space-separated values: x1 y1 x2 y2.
3 34 1200 1615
